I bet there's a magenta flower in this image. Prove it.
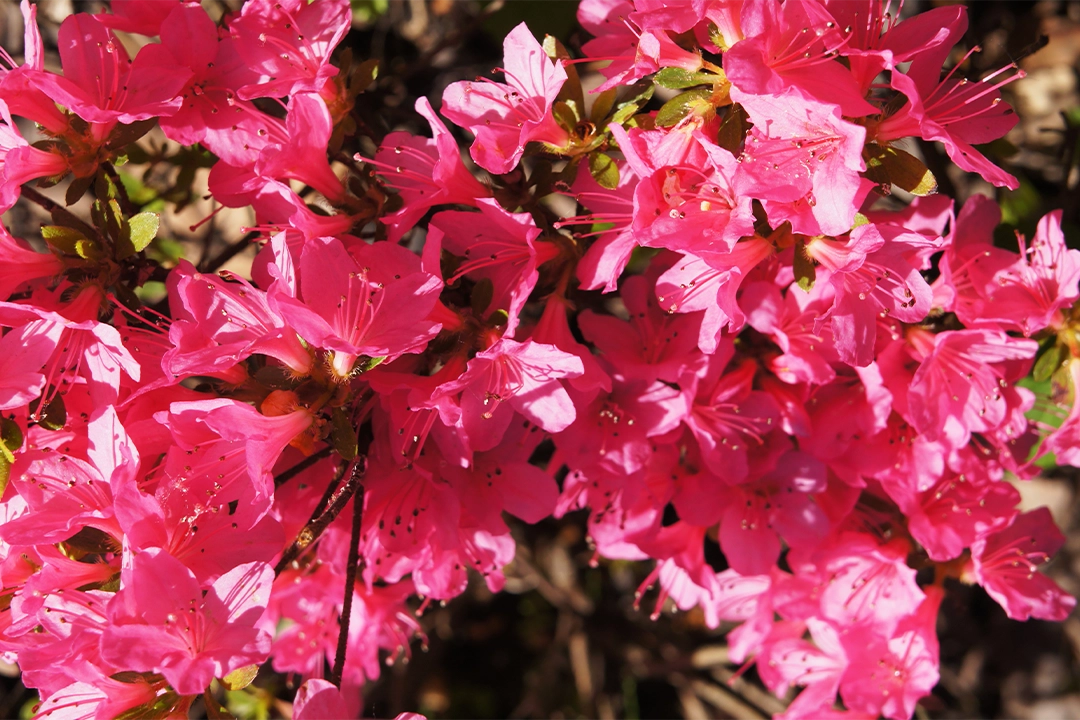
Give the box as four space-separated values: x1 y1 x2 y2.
229 0 351 100
97 0 195 35
370 97 490 242
102 550 273 695
969 508 1077 621
157 4 282 167
278 237 443 378
31 14 190 125
579 272 704 385
441 23 570 175
733 86 868 236
907 328 1037 449
429 199 559 333
431 337 584 452
875 8 1021 189
724 0 877 116
166 260 312 378
839 588 942 720
683 344 780 483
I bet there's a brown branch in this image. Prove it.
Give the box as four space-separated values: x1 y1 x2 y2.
274 446 334 488
274 456 366 575
199 228 261 273
328 474 365 688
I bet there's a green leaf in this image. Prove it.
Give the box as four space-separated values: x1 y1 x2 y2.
330 407 358 461
0 417 22 498
588 152 620 190
590 88 618 124
654 67 715 90
552 100 579 132
126 212 160 254
32 394 66 431
716 104 750 155
65 174 95 206
41 225 87 255
794 239 816 292
359 355 387 373
104 198 125 242
544 35 585 115
863 144 938 196
75 238 103 261
610 85 654 126
105 119 157 151
1033 342 1067 383
222 665 259 691
655 87 712 128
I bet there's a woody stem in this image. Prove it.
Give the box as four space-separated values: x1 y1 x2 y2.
329 473 365 688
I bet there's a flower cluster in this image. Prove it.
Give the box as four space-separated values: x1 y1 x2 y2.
0 0 1076 718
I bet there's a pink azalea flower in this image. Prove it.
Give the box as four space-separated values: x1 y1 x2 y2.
431 337 584 451
977 210 1080 335
157 4 282 167
609 125 755 255
838 588 942 720
817 533 925 634
102 551 273 696
654 236 776 353
0 1 69 133
531 293 612 394
733 86 869 237
719 451 830 574
579 272 704 385
0 314 62 412
724 0 877 116
293 679 351 720
886 469 1019 562
806 223 935 367
759 617 848 719
827 2 967 94
165 260 313 378
31 14 191 125
969 507 1076 621
96 0 194 35
683 341 780 482
578 0 702 92
279 237 442 378
228 0 352 100
0 287 142 408
0 412 128 545
441 23 570 175
875 8 1021 189
32 674 157 720
556 158 640 293
369 97 490 242
428 199 559 334
255 93 345 203
742 279 837 386
557 374 688 477
907 328 1037 449
0 102 69 212
0 222 65 302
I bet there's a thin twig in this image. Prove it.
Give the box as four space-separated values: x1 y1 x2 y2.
274 446 333 488
199 228 261 273
274 456 366 575
20 185 62 215
328 475 365 688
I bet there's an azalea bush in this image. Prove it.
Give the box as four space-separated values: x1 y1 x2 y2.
0 0 1077 718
